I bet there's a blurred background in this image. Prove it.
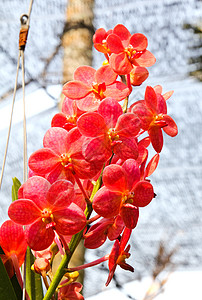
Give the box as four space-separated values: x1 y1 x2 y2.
0 0 202 299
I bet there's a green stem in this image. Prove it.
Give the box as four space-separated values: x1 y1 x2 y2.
43 172 103 300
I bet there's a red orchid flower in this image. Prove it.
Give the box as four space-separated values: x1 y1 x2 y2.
0 220 27 278
28 127 102 183
132 86 178 153
58 281 84 300
106 227 133 286
8 176 86 251
93 159 154 229
153 85 174 101
93 27 112 54
77 98 140 162
106 24 156 75
51 97 84 131
140 152 160 181
84 215 124 249
62 65 130 111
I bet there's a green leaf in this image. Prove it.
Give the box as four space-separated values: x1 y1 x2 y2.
0 257 18 300
26 247 44 300
10 274 23 300
12 177 21 202
0 245 4 254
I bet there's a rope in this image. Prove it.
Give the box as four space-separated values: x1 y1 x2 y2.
0 53 21 189
0 1 34 189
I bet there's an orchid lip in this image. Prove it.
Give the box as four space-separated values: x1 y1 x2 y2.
60 153 72 167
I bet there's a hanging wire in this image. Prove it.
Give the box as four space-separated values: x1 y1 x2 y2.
0 53 21 189
0 1 34 189
0 1 34 299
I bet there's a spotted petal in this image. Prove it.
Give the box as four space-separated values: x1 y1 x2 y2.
74 66 96 85
25 220 55 251
103 164 127 192
93 186 122 218
47 180 75 208
62 81 91 99
20 176 50 209
8 199 41 225
130 33 148 51
54 203 86 235
133 181 154 207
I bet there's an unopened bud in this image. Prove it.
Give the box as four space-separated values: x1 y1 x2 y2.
32 258 50 275
64 271 79 282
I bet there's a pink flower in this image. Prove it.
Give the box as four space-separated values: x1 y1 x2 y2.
0 220 27 278
107 24 156 75
8 176 86 251
84 215 124 249
77 98 140 162
93 27 112 54
106 227 133 286
58 281 84 300
93 159 154 229
132 86 178 152
62 65 130 111
51 97 84 131
28 127 102 183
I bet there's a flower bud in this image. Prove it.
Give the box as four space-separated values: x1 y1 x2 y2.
130 66 149 86
32 258 50 275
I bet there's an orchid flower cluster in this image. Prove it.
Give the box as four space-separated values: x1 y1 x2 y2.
0 24 178 299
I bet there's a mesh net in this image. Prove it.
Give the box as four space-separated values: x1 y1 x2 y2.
0 0 202 297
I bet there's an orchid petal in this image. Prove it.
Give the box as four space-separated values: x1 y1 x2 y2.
62 81 91 99
107 34 124 53
0 220 27 266
130 33 148 51
163 114 178 137
93 186 122 218
54 203 86 235
156 94 167 114
109 52 133 75
98 98 123 128
25 220 55 251
120 204 139 229
153 85 163 94
104 81 130 101
149 126 163 153
76 93 100 112
107 215 125 241
121 159 140 191
74 66 96 85
28 148 60 175
8 199 41 225
82 136 111 162
46 164 75 184
115 113 140 136
133 50 156 67
113 136 139 161
47 180 75 208
20 176 50 209
145 154 160 178
113 24 131 47
95 65 117 85
145 86 157 113
103 164 127 192
77 112 107 137
43 127 68 155
133 180 154 207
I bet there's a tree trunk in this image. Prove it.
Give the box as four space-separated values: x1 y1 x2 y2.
61 0 95 284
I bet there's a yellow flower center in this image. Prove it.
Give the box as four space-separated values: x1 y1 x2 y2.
107 128 119 143
92 82 106 99
41 208 53 224
60 153 72 167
